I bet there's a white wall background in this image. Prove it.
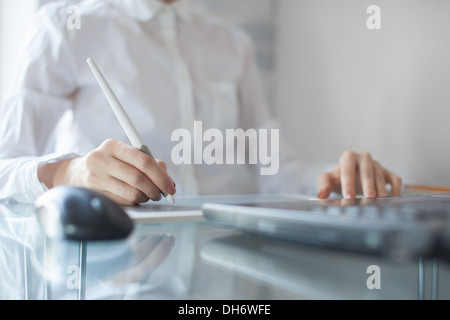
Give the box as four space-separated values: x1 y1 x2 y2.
275 0 450 187
1 0 450 187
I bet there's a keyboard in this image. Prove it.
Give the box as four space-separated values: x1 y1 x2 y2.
202 195 450 262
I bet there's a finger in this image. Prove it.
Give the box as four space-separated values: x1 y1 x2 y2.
106 157 164 201
102 189 147 207
129 151 176 195
317 172 335 199
373 162 388 197
358 152 377 198
101 177 150 205
385 171 403 197
103 140 176 196
339 151 357 199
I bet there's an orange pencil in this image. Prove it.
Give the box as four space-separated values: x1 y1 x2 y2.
405 184 450 193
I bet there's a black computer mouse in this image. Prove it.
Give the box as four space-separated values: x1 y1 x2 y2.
35 186 134 241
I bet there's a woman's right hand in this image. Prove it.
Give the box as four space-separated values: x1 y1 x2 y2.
39 139 176 206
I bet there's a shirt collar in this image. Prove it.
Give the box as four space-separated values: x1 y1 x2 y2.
106 0 193 22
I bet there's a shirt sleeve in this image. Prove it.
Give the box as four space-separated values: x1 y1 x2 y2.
0 5 77 204
236 33 327 197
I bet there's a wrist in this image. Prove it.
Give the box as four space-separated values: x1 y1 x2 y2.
38 158 79 189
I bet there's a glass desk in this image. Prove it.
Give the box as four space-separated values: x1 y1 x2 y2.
0 196 448 300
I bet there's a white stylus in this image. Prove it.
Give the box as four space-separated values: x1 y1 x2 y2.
87 57 176 205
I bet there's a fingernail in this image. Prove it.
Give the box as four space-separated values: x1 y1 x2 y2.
345 193 353 199
317 191 326 199
167 184 176 195
165 236 175 249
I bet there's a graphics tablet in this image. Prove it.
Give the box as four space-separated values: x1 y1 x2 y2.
124 194 310 224
125 204 204 224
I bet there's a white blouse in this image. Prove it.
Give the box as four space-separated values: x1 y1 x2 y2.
0 0 317 203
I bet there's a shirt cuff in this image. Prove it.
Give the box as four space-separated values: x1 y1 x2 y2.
27 153 79 203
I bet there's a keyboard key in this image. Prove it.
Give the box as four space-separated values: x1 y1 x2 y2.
361 206 379 219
